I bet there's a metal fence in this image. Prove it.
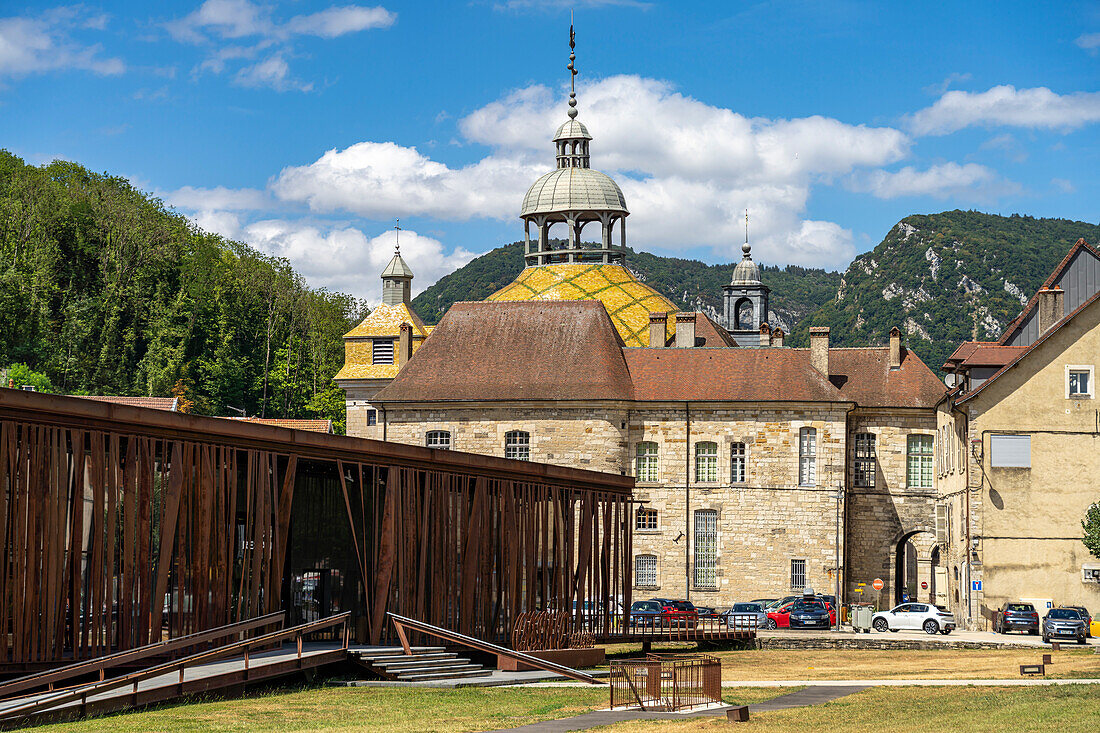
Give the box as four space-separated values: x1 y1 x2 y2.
609 653 722 711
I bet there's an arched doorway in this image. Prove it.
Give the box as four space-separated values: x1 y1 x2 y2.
894 530 935 605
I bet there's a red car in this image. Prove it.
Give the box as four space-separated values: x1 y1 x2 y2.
764 601 836 629
655 599 698 628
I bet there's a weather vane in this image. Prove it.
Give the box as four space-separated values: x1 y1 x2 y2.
567 13 578 119
394 218 401 255
743 209 751 256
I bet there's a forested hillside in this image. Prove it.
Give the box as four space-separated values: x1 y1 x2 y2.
790 211 1100 371
0 151 362 430
412 241 842 332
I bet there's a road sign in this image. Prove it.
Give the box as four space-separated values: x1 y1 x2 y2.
921 581 928 590
972 580 982 591
871 578 884 591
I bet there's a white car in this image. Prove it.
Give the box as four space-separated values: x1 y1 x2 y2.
871 603 956 635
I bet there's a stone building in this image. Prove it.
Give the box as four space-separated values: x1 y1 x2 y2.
337 32 950 610
939 238 1100 629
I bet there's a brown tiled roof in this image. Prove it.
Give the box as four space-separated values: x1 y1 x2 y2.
226 417 334 433
959 287 1100 404
373 301 634 403
655 312 737 347
828 348 947 409
998 238 1100 344
961 345 1028 367
943 340 997 367
624 348 842 402
69 395 178 411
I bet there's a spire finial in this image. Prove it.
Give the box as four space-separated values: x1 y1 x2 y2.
567 15 578 119
742 209 751 257
394 218 401 255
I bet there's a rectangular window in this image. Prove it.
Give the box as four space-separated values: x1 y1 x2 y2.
693 509 718 589
730 442 746 483
695 442 718 483
990 434 1031 468
907 434 933 488
853 432 876 488
504 430 530 461
798 428 817 486
635 555 657 587
635 442 658 482
426 430 451 450
635 508 658 531
366 409 377 426
372 339 394 365
935 504 947 546
790 559 807 593
1068 366 1094 398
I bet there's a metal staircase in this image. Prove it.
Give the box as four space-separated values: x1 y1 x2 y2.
352 646 491 681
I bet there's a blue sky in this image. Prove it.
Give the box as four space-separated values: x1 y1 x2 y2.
2 1 1098 301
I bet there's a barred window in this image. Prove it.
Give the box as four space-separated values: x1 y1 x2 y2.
426 430 451 450
907 434 933 488
372 339 394 365
505 431 530 461
730 442 746 483
853 433 876 488
798 428 817 486
693 509 718 588
790 559 807 592
635 555 657 587
636 508 658 531
695 442 718 483
635 442 658 482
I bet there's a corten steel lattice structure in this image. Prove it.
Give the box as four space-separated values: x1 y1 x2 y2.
0 390 633 667
609 654 722 712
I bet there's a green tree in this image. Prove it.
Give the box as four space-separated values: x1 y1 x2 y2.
1084 502 1100 559
4 362 54 392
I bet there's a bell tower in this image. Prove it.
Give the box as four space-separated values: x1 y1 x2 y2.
723 211 770 346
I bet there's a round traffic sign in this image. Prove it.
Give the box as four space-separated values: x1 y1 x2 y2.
871 578 884 591
921 581 928 590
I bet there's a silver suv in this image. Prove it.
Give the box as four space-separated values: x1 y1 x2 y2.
1042 608 1088 644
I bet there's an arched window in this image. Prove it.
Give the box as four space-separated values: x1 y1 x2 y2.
730 442 746 483
695 442 718 483
694 510 718 588
735 298 753 329
505 431 530 461
426 430 451 450
798 428 817 486
635 555 657 587
635 442 658 482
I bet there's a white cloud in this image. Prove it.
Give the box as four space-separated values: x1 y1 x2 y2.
1052 178 1076 194
167 1 394 91
0 7 124 79
241 220 477 301
909 85 1100 136
166 185 271 211
848 162 1005 200
272 75 907 267
1076 32 1100 54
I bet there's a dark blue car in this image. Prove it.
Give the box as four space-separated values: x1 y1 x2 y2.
629 599 663 627
788 599 833 629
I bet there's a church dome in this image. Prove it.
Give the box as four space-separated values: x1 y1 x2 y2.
730 256 761 285
553 119 592 141
486 263 677 347
521 167 628 217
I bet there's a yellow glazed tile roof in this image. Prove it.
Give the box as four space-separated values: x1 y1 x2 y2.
343 303 428 339
485 264 678 347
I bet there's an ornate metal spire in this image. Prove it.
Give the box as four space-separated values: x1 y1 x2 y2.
567 16 578 119
743 209 751 257
394 218 401 255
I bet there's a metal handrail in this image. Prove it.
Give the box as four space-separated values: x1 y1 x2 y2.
0 612 285 700
387 612 602 685
0 612 351 720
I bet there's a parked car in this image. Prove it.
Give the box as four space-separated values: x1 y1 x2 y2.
764 595 799 611
723 602 768 631
629 600 663 627
763 601 795 629
787 599 835 629
1062 606 1092 638
749 598 777 607
1042 608 1088 644
872 603 956 635
994 602 1040 635
656 599 698 628
694 606 719 620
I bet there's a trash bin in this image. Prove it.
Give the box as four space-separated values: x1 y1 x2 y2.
851 603 874 633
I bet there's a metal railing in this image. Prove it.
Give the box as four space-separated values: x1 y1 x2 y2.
609 653 722 711
0 612 285 701
616 613 758 639
0 612 350 722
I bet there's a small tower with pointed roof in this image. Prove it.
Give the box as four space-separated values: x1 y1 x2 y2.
723 211 770 346
381 222 414 305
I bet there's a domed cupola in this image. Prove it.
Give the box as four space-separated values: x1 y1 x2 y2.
520 24 628 266
723 212 770 345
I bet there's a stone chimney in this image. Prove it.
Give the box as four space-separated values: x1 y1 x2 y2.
810 327 830 378
398 322 414 366
772 328 785 348
1038 286 1065 334
889 326 902 370
649 312 668 348
759 322 772 347
675 312 697 348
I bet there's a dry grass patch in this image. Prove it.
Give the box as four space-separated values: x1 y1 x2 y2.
596 684 1100 733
